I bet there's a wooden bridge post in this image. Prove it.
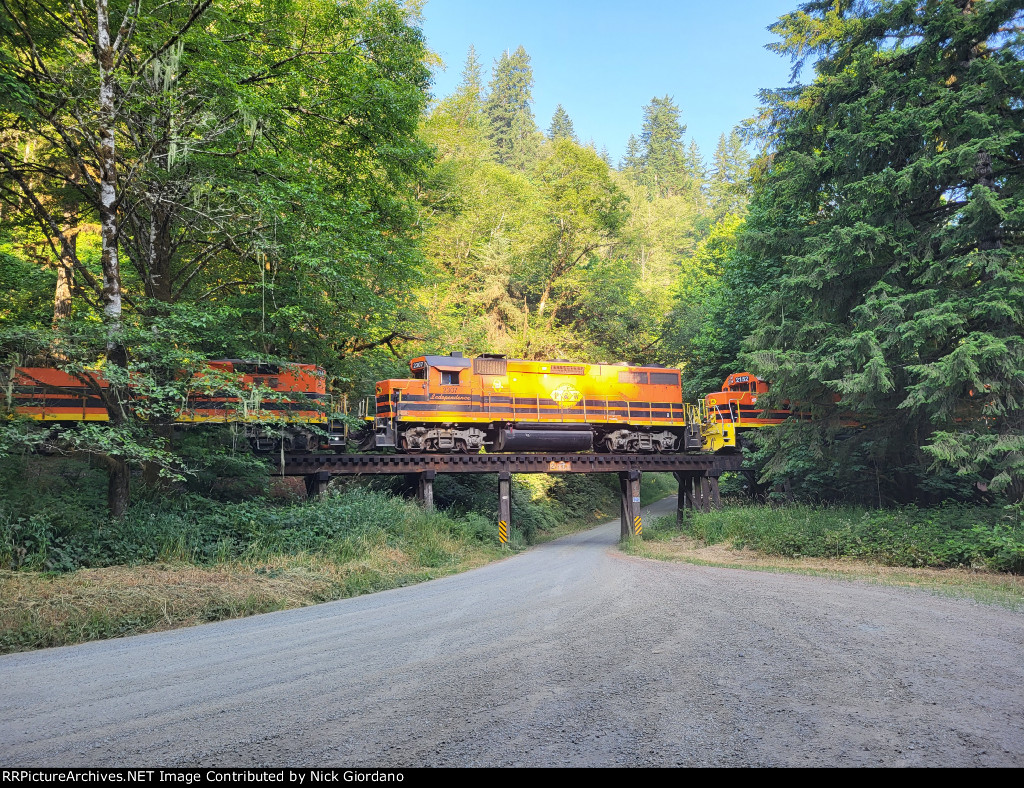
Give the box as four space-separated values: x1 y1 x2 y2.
709 474 722 510
498 471 511 545
629 470 643 537
675 472 689 525
681 473 696 513
417 470 436 512
620 470 641 540
619 472 629 540
304 470 331 499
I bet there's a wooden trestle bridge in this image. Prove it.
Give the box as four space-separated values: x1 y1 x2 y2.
281 452 743 543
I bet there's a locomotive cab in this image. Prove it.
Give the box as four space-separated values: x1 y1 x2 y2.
702 372 791 453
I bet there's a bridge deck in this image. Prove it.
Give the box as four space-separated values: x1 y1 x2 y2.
281 452 742 476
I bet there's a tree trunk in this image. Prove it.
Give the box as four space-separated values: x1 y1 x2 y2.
53 223 79 325
106 456 130 518
96 0 126 367
53 258 73 324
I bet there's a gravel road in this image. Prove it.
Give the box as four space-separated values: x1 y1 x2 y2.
2 496 1023 767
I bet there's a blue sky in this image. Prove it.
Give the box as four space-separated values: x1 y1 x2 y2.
420 0 804 165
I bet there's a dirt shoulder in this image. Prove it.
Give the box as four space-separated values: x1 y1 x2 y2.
627 533 1024 610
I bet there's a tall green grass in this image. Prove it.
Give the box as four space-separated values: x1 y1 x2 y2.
645 503 1024 573
0 487 520 572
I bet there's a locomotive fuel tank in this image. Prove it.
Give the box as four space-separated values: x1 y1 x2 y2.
494 423 594 452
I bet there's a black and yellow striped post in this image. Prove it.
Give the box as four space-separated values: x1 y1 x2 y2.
619 469 642 541
629 470 642 537
498 471 511 545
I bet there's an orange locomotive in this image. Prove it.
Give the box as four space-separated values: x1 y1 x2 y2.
699 371 792 452
368 352 704 454
6 360 345 452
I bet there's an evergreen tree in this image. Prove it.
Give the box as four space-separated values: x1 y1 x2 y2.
744 0 1024 503
709 131 752 217
442 45 485 128
548 104 577 141
485 46 538 169
620 134 643 172
637 96 688 197
627 96 707 201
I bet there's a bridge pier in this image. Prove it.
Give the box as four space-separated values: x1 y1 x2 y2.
498 471 511 545
674 471 722 520
304 470 331 499
619 470 642 540
417 470 436 512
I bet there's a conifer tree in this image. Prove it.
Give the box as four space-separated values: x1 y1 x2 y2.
620 134 643 172
709 131 752 217
744 0 1024 502
448 45 485 127
637 96 688 197
485 46 538 169
548 104 576 141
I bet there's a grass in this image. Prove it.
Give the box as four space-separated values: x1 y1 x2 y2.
623 503 1024 611
0 547 503 654
0 455 658 654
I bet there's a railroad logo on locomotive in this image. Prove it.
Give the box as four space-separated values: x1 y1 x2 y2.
550 384 583 407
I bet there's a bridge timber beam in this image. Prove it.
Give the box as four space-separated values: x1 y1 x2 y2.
282 452 741 477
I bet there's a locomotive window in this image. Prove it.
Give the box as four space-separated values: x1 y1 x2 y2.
413 368 426 380
441 370 461 385
618 371 649 384
649 372 680 386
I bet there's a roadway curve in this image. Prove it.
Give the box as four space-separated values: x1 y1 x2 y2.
2 497 1023 767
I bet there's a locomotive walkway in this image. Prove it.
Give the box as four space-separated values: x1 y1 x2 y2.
282 452 742 542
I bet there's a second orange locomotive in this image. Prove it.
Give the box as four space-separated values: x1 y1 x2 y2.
369 352 704 453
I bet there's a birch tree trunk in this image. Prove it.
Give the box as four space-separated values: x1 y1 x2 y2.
96 0 130 516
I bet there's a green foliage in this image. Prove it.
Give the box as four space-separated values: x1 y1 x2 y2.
665 214 746 399
0 0 432 513
0 250 53 330
0 478 492 573
485 45 539 170
548 104 577 142
709 131 752 220
739 0 1024 502
646 503 1024 573
628 96 703 201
